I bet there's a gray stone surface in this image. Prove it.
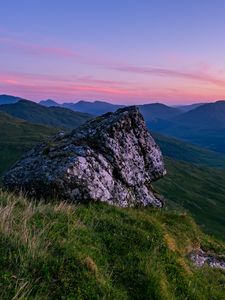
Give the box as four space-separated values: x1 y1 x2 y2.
189 248 225 270
3 106 166 207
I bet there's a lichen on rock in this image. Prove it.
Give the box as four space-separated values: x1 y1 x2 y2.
3 106 166 207
189 248 225 270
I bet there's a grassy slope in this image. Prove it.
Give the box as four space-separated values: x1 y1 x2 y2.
155 158 225 238
0 190 225 299
152 133 225 238
0 112 57 176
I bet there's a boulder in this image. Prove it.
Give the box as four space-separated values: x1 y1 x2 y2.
3 106 166 207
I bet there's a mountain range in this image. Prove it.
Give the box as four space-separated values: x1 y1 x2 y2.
0 99 92 130
1 95 225 154
150 100 225 153
174 102 204 112
0 94 24 104
40 99 182 120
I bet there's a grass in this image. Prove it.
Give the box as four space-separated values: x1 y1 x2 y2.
0 190 225 299
155 158 225 239
0 112 57 176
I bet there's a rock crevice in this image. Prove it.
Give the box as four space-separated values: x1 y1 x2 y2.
3 106 166 207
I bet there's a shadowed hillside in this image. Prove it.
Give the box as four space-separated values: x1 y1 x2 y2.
155 158 225 238
150 101 225 153
0 94 23 105
173 100 225 129
0 100 92 130
0 111 57 176
152 132 225 169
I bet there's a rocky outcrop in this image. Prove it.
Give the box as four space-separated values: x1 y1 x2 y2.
189 249 225 270
3 106 166 207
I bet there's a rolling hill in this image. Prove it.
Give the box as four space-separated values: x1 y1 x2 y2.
39 99 61 107
0 100 92 129
63 100 124 115
151 134 225 238
40 99 124 115
0 94 23 105
139 103 181 121
0 111 57 176
175 103 205 112
173 100 225 129
149 101 225 153
41 99 182 121
155 158 225 238
152 132 225 169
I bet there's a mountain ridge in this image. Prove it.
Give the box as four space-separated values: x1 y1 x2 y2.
0 94 24 105
0 99 92 129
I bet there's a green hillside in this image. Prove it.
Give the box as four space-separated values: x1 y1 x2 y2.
0 190 225 299
155 158 225 238
0 112 57 176
153 132 225 169
0 100 92 130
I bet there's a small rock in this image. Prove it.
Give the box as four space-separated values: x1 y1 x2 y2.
189 248 225 270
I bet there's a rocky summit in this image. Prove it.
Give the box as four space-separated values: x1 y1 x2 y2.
3 106 166 207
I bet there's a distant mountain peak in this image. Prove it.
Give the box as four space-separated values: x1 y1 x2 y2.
0 94 24 105
39 99 60 107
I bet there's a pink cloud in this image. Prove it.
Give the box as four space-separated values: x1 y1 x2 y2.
1 70 225 105
112 64 225 87
0 71 139 103
0 37 79 58
0 71 131 88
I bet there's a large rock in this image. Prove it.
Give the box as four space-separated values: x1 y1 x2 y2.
3 106 166 207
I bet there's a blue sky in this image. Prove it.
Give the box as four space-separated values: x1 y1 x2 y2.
1 0 225 104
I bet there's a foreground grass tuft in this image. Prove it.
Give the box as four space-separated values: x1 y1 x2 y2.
0 190 225 299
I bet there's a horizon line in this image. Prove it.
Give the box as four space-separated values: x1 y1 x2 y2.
1 93 225 107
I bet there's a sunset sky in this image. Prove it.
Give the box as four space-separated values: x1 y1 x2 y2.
1 0 225 104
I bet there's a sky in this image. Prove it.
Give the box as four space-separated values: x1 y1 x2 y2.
1 0 225 104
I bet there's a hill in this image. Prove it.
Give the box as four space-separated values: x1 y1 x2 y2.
173 100 225 129
150 122 225 154
0 190 225 299
62 100 124 115
39 99 61 107
155 158 225 238
175 103 205 112
42 99 182 121
0 111 57 176
139 103 181 121
0 100 92 130
0 94 23 105
152 132 225 169
149 101 225 153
